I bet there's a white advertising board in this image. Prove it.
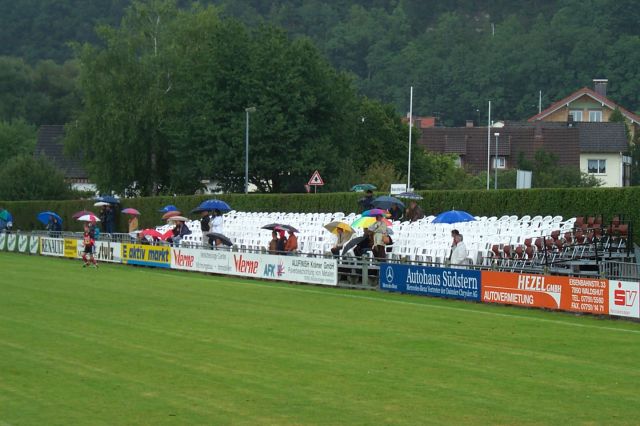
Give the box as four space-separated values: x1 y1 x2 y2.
40 237 65 257
29 236 39 254
0 233 5 251
170 247 338 286
72 240 122 263
17 234 28 253
6 234 17 251
609 280 640 319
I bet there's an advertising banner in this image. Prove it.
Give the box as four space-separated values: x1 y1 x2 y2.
6 234 17 251
379 263 481 300
40 237 64 257
169 248 338 286
17 234 28 253
482 271 608 315
29 235 39 254
608 280 640 319
121 243 171 268
0 232 6 251
64 238 78 258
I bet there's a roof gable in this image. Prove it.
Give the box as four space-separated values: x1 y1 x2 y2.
34 125 88 179
528 87 640 125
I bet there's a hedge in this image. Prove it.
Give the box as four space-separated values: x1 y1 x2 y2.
2 187 638 234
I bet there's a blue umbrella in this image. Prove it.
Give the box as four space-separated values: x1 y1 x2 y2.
0 210 12 222
37 211 63 225
158 204 179 213
372 196 405 210
432 210 476 224
198 199 231 212
397 191 423 200
96 195 120 204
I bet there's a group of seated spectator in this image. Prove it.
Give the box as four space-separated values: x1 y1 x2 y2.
268 229 298 255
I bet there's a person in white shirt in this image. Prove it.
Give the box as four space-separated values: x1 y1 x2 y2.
210 209 224 234
450 234 468 268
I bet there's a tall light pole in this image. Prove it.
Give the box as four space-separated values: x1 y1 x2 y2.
494 132 500 190
486 101 491 190
244 106 256 194
407 86 413 192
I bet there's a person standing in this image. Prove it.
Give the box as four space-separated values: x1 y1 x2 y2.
368 214 388 260
210 209 223 234
450 233 468 268
104 205 115 234
82 225 98 268
199 210 211 246
128 215 139 233
358 190 375 212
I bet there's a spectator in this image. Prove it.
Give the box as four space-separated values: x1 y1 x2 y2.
276 230 287 254
284 230 298 255
128 215 138 233
331 228 349 256
47 216 62 237
405 200 425 222
389 203 403 221
169 221 191 247
358 190 375 212
200 210 211 246
368 214 388 259
268 230 278 254
450 233 468 268
210 209 223 234
354 229 373 257
104 205 115 234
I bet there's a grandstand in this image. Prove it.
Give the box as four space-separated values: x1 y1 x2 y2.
152 211 634 280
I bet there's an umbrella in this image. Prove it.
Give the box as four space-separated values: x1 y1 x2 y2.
352 216 392 228
432 210 476 224
161 230 175 241
198 199 232 212
191 207 209 214
72 210 94 219
158 204 178 213
351 184 376 192
140 229 163 239
372 196 405 210
77 214 100 222
162 210 182 220
96 195 120 204
0 210 12 222
37 211 63 225
261 223 282 231
121 208 140 215
397 191 423 200
280 224 299 233
94 201 110 207
342 236 367 254
206 232 233 246
324 221 355 236
362 208 390 217
167 215 189 222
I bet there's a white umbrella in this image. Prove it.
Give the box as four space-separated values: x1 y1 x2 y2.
77 214 101 222
94 201 109 207
167 215 189 222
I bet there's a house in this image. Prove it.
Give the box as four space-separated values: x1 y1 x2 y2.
528 79 640 139
34 125 96 192
418 121 630 187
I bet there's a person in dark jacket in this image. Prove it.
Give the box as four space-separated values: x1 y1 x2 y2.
200 210 211 246
104 205 115 234
358 190 375 212
405 200 425 222
389 204 403 221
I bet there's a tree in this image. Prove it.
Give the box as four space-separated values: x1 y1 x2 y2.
0 119 37 166
0 155 71 201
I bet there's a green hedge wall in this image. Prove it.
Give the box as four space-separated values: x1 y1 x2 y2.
2 187 638 233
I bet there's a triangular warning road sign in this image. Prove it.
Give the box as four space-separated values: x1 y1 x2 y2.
308 170 324 186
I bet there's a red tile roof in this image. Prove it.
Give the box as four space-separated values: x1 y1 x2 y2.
528 87 640 125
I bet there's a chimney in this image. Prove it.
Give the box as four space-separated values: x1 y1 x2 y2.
466 120 474 128
593 79 608 97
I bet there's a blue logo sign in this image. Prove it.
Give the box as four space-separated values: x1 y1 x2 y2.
380 263 481 301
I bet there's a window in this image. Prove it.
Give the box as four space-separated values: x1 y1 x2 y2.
569 110 583 122
454 156 463 168
587 159 606 174
492 156 506 169
589 110 602 122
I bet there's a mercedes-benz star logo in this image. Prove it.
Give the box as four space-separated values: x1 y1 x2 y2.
385 266 394 283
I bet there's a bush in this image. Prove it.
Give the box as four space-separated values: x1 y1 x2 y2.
2 187 639 234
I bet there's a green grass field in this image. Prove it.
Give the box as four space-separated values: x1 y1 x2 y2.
1 253 639 425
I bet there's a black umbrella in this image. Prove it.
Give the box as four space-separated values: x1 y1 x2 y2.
342 236 366 255
206 232 233 246
280 224 299 233
261 223 282 231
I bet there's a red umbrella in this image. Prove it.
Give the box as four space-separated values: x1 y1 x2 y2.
140 229 163 239
72 210 94 219
77 214 101 222
161 230 175 241
162 210 181 220
121 208 140 215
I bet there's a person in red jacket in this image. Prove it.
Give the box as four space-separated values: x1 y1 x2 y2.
82 225 98 268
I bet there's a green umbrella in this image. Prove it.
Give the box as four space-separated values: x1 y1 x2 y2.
351 183 377 192
0 210 10 221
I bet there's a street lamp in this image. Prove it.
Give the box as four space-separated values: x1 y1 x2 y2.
494 132 500 190
244 106 256 194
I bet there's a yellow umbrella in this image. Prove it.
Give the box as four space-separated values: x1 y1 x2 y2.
324 221 355 237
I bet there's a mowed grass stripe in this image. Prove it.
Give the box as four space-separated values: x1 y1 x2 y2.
0 253 639 425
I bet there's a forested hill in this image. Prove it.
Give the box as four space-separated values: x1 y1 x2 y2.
2 0 640 124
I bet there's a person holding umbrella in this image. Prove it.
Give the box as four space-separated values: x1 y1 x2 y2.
47 216 62 237
268 230 278 254
368 214 388 260
405 200 425 222
358 190 375 213
210 209 223 234
389 203 403 221
199 210 211 247
284 230 298 255
331 228 350 256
